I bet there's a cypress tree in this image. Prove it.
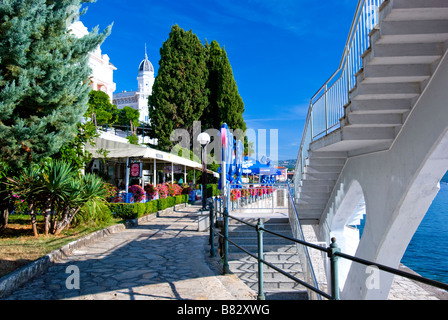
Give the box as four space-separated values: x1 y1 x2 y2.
201 40 247 152
148 24 209 151
216 46 247 134
0 0 111 169
201 40 222 132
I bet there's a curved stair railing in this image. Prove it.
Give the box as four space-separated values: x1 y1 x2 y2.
294 0 384 183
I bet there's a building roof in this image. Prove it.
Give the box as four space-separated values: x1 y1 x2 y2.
138 53 154 74
85 131 219 177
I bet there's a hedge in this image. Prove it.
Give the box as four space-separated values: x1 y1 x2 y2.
206 184 221 197
110 194 188 220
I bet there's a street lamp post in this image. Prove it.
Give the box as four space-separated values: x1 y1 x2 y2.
197 132 211 211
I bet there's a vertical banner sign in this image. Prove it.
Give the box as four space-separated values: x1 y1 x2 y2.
219 123 229 191
130 163 141 177
234 140 244 185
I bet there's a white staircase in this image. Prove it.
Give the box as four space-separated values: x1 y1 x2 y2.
226 217 309 300
296 0 448 224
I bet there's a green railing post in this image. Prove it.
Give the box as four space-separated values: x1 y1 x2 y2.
257 218 265 300
328 237 341 300
209 198 215 257
223 206 230 274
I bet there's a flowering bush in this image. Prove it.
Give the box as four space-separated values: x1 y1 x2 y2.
129 185 146 203
112 195 124 203
156 184 168 199
249 187 257 197
104 183 119 198
230 189 241 201
182 185 192 195
167 183 182 197
144 184 158 200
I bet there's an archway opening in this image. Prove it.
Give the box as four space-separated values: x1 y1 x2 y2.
400 170 448 284
329 180 366 289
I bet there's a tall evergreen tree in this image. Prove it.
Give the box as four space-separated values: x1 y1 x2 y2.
0 0 111 169
148 24 209 151
201 40 223 132
202 40 246 132
215 44 246 133
202 40 247 152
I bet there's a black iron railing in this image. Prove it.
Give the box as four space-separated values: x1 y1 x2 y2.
208 184 448 300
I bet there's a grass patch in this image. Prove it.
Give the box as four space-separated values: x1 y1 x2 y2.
0 214 123 279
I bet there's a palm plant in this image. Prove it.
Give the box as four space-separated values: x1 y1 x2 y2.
5 166 43 236
41 160 74 235
52 173 108 235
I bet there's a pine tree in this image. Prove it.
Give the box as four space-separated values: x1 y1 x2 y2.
0 0 111 169
148 24 209 151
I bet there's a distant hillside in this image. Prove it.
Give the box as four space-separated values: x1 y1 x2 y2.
278 159 296 170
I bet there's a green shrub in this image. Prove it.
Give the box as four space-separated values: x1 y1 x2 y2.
110 194 187 220
73 201 114 227
206 184 220 197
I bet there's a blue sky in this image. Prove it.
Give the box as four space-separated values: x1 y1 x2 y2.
80 0 358 161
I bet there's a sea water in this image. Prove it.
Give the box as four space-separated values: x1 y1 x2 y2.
357 180 448 284
401 182 448 284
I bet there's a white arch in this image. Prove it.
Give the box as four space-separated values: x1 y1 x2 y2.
327 180 366 290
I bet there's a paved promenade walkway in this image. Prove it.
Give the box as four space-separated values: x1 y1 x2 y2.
2 203 446 300
4 205 256 300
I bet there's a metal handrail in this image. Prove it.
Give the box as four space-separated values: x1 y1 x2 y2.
294 0 385 183
208 184 448 300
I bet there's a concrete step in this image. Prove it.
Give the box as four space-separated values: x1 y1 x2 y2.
264 290 308 300
385 8 448 22
363 63 432 78
296 191 331 201
227 223 292 232
296 197 331 206
305 157 346 166
381 19 448 36
370 41 444 58
302 171 341 181
308 151 348 159
227 235 294 246
232 270 304 284
392 0 448 9
374 33 448 45
228 243 298 254
297 184 335 193
300 179 336 187
353 81 421 96
229 261 301 273
241 277 306 291
304 164 344 174
349 95 413 112
229 251 301 264
225 217 309 299
341 126 396 141
346 112 404 126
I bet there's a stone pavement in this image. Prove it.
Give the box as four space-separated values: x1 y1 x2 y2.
3 204 256 300
2 203 446 300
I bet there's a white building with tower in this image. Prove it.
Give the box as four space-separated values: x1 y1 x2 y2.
69 20 117 103
113 48 155 124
